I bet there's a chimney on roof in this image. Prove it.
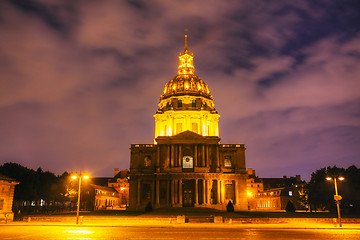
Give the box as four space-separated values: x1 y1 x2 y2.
247 168 255 176
114 168 119 177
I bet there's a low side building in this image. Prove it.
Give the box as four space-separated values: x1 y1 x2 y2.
108 169 129 207
248 174 306 210
246 169 264 210
246 169 264 196
91 184 121 210
0 175 19 221
254 187 290 210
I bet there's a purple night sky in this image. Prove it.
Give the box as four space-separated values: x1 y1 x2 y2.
0 1 359 181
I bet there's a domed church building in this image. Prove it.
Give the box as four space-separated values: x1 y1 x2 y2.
128 34 248 211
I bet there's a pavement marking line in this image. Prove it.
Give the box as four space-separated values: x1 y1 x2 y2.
131 237 175 239
1 234 38 240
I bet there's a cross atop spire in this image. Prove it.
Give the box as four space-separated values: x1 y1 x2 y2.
184 29 189 54
178 29 195 75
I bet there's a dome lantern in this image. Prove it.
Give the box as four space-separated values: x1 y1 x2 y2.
178 33 195 75
154 32 220 139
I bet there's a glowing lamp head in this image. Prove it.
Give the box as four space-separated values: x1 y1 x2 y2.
338 177 345 181
247 192 252 196
83 175 89 180
120 187 126 191
326 177 332 181
71 175 78 180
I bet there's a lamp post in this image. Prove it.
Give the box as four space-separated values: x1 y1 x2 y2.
72 172 89 224
326 176 344 227
247 192 252 210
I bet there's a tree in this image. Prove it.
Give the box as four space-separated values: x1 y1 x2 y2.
0 162 73 212
307 165 360 213
285 200 296 212
0 162 39 201
226 200 234 212
145 202 153 212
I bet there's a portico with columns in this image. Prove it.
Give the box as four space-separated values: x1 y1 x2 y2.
129 131 248 211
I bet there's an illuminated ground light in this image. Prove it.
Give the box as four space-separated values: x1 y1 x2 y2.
64 229 94 240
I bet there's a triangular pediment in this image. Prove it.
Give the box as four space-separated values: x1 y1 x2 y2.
155 130 220 145
172 130 204 139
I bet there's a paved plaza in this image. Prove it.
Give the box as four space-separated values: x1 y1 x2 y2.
1 208 359 239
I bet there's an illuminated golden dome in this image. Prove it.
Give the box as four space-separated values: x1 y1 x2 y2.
161 74 212 100
154 32 220 139
160 33 212 100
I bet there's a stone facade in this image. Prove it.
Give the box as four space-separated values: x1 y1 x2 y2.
129 132 248 211
91 184 121 210
0 176 19 221
108 170 129 208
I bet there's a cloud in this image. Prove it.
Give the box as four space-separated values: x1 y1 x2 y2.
0 0 359 180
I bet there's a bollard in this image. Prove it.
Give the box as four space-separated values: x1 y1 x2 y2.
214 216 223 223
80 216 84 224
4 213 9 224
177 215 185 224
333 218 337 227
28 217 31 222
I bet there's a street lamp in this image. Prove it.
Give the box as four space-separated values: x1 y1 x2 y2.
71 172 89 224
326 176 344 227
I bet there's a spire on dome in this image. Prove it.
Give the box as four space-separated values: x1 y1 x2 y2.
178 29 195 75
184 29 189 54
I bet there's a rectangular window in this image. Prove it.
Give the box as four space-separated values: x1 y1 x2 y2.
182 156 193 168
192 100 196 108
178 100 182 108
224 155 232 167
0 199 4 210
225 184 234 200
142 183 151 201
144 155 151 167
192 123 198 133
176 123 182 134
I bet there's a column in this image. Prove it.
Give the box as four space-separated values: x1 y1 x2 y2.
216 146 220 168
235 180 240 204
172 115 175 136
155 118 158 138
166 180 170 205
221 180 225 204
156 146 160 169
171 180 175 206
167 145 170 168
179 179 183 205
171 145 174 167
207 180 211 204
137 179 141 206
194 145 198 167
178 145 182 167
195 179 198 205
202 179 206 204
174 180 178 204
152 179 155 206
156 179 160 207
175 145 178 167
202 145 205 167
206 145 210 167
217 180 221 204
